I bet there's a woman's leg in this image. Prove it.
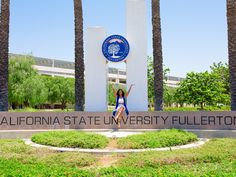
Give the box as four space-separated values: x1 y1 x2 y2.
115 107 124 128
115 107 124 120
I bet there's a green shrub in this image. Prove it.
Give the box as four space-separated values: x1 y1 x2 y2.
117 129 197 149
31 131 109 149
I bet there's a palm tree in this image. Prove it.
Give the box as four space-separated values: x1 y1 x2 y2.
74 0 84 111
0 0 10 111
152 0 163 111
227 0 236 111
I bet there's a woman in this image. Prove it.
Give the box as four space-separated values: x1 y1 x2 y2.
112 84 135 128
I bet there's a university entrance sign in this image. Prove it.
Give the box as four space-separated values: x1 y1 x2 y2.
1 111 236 130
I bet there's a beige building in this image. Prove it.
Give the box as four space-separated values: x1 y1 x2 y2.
21 55 184 87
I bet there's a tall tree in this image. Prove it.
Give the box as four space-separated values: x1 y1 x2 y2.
74 0 84 111
0 0 10 111
148 56 170 109
8 55 37 108
227 0 236 111
152 0 164 111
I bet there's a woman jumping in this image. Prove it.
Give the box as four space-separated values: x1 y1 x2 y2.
112 84 135 128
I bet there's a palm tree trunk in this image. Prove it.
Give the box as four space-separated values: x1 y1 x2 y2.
0 0 10 111
152 0 163 111
74 0 84 111
227 0 236 111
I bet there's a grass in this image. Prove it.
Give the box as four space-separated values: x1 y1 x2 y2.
0 138 236 176
100 138 236 176
31 131 109 149
0 139 96 176
0 159 95 177
0 139 97 167
117 129 198 149
163 105 231 111
9 108 74 112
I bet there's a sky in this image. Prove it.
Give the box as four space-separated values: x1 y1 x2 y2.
8 0 228 77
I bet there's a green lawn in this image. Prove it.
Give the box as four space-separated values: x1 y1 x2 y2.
104 138 236 176
0 139 96 176
0 138 236 176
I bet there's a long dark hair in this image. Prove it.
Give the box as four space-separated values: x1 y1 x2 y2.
116 89 125 97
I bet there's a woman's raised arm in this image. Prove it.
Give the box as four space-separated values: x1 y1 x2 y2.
126 84 135 97
111 84 117 97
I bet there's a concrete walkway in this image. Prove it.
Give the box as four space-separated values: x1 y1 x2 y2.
95 130 143 138
23 138 208 155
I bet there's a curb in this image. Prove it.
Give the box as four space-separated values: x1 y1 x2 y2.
23 138 209 155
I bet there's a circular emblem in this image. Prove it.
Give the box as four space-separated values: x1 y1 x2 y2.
102 35 130 62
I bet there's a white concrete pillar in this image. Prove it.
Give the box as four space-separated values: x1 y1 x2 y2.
126 0 148 111
85 27 107 111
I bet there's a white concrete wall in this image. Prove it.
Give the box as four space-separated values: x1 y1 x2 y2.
85 27 107 111
126 0 148 111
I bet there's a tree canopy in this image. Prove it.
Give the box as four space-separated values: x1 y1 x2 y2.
175 71 229 109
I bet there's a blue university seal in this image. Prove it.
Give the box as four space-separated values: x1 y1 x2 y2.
102 35 130 62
